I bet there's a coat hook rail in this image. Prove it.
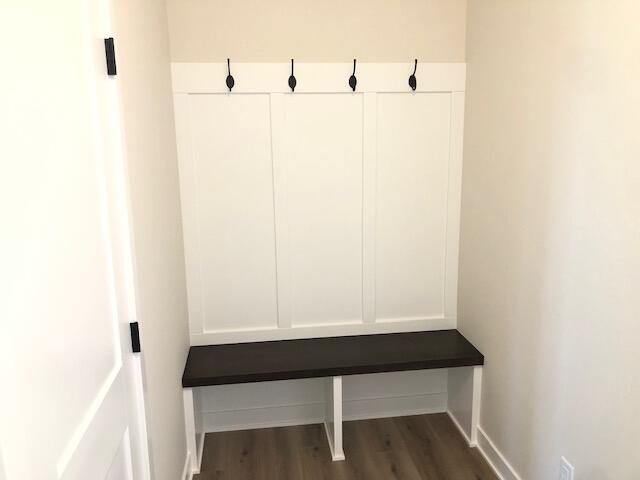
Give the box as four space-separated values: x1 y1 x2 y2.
217 59 431 93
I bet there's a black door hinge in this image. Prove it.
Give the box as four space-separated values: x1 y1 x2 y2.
130 322 141 353
104 37 117 76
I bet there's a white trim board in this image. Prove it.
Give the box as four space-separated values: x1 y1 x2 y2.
190 318 454 346
181 452 192 480
476 426 523 480
172 62 465 94
447 417 523 480
447 410 472 446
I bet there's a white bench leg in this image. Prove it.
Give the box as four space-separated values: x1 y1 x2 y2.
470 366 482 445
323 376 345 461
447 365 483 447
183 388 204 474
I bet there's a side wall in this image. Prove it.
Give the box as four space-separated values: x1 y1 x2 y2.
165 0 466 63
460 1 640 479
111 1 190 479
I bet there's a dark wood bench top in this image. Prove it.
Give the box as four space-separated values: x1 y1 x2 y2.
182 329 483 387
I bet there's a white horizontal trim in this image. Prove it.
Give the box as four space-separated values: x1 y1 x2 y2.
202 400 326 416
203 402 325 432
201 391 446 416
290 319 363 329
171 62 466 94
476 426 522 480
191 317 455 345
343 392 447 421
201 392 447 433
375 315 447 324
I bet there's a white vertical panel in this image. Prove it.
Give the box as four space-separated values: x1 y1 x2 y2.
270 93 293 328
282 94 364 326
362 93 377 323
187 94 278 331
470 366 483 446
444 92 465 321
182 388 198 474
376 93 452 321
324 376 345 461
447 366 483 447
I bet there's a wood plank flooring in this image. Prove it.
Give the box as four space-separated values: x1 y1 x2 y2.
193 413 498 480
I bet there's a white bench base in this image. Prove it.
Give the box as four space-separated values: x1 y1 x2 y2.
323 376 345 461
182 365 483 474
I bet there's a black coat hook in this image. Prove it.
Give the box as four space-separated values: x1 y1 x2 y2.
288 59 297 92
349 59 357 91
409 59 417 91
226 58 235 92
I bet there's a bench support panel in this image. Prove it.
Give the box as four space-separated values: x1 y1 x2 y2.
447 365 483 446
323 376 345 461
183 388 205 474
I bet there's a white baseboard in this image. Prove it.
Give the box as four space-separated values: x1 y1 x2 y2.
344 392 447 422
181 451 192 480
203 402 325 432
445 412 521 480
202 392 447 432
475 426 522 480
195 432 205 473
446 410 472 446
323 421 345 461
181 433 205 480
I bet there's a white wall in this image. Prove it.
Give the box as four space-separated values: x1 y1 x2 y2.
166 0 466 62
460 1 640 479
111 1 190 479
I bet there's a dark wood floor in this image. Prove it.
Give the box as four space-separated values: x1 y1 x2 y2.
194 413 498 480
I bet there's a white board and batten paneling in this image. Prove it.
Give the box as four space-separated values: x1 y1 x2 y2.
279 94 364 327
172 62 466 345
176 93 279 335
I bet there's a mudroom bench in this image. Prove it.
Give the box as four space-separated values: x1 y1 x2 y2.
181 329 484 473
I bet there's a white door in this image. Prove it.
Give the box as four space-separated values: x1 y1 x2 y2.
0 0 150 479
